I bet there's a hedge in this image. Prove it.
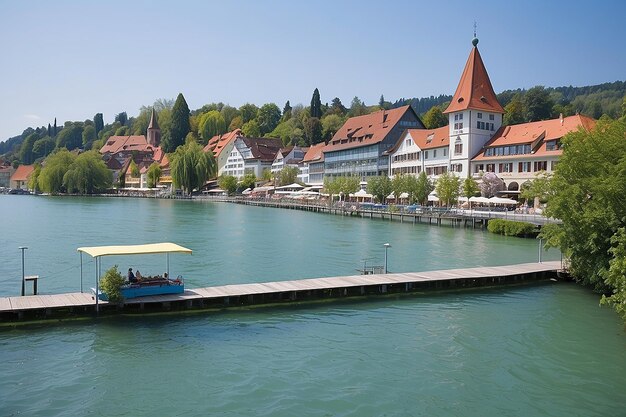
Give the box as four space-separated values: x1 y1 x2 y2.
487 219 539 237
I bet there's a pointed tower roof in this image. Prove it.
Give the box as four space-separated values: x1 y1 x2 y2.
444 39 504 114
148 108 159 130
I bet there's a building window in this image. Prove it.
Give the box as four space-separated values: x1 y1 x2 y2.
405 138 412 147
477 112 483 119
433 149 437 158
490 123 495 131
489 114 495 120
474 164 484 173
452 164 463 172
499 163 513 173
486 163 495 172
518 161 531 172
534 161 548 171
454 141 463 155
424 151 429 160
550 161 558 171
443 148 448 156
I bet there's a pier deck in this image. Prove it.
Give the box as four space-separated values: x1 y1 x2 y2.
0 261 562 322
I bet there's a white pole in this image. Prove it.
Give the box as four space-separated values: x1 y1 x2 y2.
538 239 543 263
19 246 27 296
80 252 83 293
95 257 99 313
384 243 391 274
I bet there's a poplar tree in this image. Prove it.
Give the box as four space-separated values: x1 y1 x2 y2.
165 93 191 152
94 113 104 135
310 88 322 118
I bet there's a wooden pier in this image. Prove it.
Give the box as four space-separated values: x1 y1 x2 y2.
0 261 562 323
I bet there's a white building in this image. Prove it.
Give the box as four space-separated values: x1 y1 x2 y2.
227 137 282 179
271 146 308 174
388 126 450 179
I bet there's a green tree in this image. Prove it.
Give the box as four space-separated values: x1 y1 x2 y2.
239 103 259 123
541 118 626 319
422 105 448 129
239 173 257 190
524 86 555 122
504 93 526 125
311 88 322 118
242 120 261 137
328 97 347 116
129 160 140 178
435 172 461 207
147 162 162 188
348 96 369 117
32 136 55 159
115 111 128 126
367 176 392 203
277 166 299 186
56 123 83 150
520 172 552 205
414 172 433 205
198 110 226 143
164 93 191 152
169 141 216 195
391 175 406 202
304 117 323 145
379 94 391 110
218 175 238 195
462 177 480 206
19 132 39 164
38 149 76 193
28 164 41 192
282 100 292 121
229 116 243 131
220 105 239 128
321 114 344 142
257 103 282 135
82 125 96 148
94 113 104 135
338 175 360 200
63 150 112 194
323 176 340 203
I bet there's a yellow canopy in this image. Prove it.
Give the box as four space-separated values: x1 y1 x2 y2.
77 242 192 258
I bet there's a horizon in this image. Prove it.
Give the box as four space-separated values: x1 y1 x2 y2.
1 0 625 141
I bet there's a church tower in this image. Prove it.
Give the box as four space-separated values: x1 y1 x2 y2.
147 108 161 147
443 36 504 178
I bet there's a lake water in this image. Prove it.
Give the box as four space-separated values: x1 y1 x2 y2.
1 195 624 416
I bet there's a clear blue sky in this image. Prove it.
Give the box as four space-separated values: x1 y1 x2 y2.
1 0 624 141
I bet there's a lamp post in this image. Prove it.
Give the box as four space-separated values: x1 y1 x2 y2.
383 243 391 274
19 246 27 296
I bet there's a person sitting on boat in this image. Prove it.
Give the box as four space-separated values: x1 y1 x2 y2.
128 268 137 283
135 270 143 281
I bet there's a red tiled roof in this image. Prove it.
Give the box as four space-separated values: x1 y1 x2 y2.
99 135 154 154
407 126 449 150
239 137 282 162
326 106 414 152
444 45 504 114
203 129 242 157
302 142 326 163
11 164 35 181
472 114 596 161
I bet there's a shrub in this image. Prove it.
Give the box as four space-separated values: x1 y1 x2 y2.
487 219 538 237
100 265 125 302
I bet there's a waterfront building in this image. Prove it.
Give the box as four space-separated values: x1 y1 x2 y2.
270 146 308 175
388 126 449 178
146 108 161 147
323 105 424 180
226 137 282 179
471 114 596 192
9 164 34 189
0 165 15 188
443 37 504 179
301 142 326 185
203 129 242 176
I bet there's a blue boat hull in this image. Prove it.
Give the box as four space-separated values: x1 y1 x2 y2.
98 281 184 301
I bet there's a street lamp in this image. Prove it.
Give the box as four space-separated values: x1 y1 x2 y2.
19 246 27 296
383 243 391 274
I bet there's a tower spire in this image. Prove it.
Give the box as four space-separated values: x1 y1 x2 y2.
472 21 479 47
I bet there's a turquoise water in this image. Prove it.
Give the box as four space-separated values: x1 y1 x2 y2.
1 196 624 417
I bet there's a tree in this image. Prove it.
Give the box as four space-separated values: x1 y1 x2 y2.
524 86 554 122
321 114 344 142
520 172 552 206
198 110 226 143
147 162 162 188
277 166 299 186
422 105 448 129
435 172 461 207
220 105 239 128
53 118 57 137
164 93 191 152
169 141 216 195
328 97 347 116
63 150 112 194
311 88 322 118
82 125 96 148
28 164 41 192
504 93 525 125
239 103 259 123
367 176 392 203
38 149 76 193
239 173 257 191
462 177 480 204
348 96 369 117
541 118 626 320
323 176 340 203
32 136 55 159
218 175 238 196
379 95 391 110
229 116 243 131
129 160 140 178
94 113 104 135
47 123 52 137
480 172 505 197
338 175 360 200
391 175 406 202
56 123 83 150
19 132 39 164
115 112 128 126
414 172 433 205
282 101 292 121
242 120 261 137
304 117 323 145
257 103 281 135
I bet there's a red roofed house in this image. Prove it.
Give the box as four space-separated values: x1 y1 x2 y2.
443 36 505 178
202 129 243 176
300 142 326 185
227 136 282 179
471 114 596 192
270 145 308 178
0 165 15 188
10 164 35 190
324 105 424 180
388 126 450 178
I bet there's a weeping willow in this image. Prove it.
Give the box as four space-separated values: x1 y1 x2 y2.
170 141 216 195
